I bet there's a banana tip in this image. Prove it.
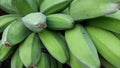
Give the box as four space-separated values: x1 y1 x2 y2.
28 65 34 68
39 23 46 28
4 42 12 47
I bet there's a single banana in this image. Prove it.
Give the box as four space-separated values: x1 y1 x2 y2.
69 0 119 21
0 0 17 13
19 33 42 67
39 29 69 63
87 17 120 33
40 0 72 15
11 0 37 16
46 14 74 30
65 24 100 68
0 41 15 62
11 48 24 68
22 12 47 32
34 52 50 68
86 26 120 67
0 14 18 32
1 19 31 46
100 56 118 68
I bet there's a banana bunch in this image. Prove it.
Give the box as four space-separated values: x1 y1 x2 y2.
1 0 120 68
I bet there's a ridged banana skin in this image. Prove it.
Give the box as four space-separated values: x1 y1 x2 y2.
35 53 50 68
69 0 119 21
39 29 69 63
11 48 23 68
1 19 31 46
69 51 85 68
0 14 18 32
0 41 15 62
19 33 41 67
46 14 74 30
65 24 100 68
87 17 120 33
100 56 117 68
0 0 17 13
40 0 72 15
86 26 120 67
11 0 37 16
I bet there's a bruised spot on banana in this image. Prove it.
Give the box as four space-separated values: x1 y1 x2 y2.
69 0 119 21
86 26 120 67
46 14 74 30
22 12 47 32
1 19 31 46
65 24 100 68
40 0 72 15
39 29 69 63
19 33 42 67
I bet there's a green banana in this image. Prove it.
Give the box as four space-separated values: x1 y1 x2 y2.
19 33 41 67
0 14 18 32
86 26 120 67
49 55 57 68
11 0 37 16
34 0 44 7
22 12 47 32
11 48 24 68
40 0 72 15
57 61 63 68
0 41 15 62
1 19 31 46
35 52 50 68
69 51 85 68
65 24 100 68
113 33 120 40
39 29 69 63
0 0 17 13
87 17 120 33
46 14 74 30
69 0 119 21
100 56 117 68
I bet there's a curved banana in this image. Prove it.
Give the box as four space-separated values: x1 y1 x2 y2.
40 0 72 15
39 29 69 63
65 24 100 68
1 19 31 46
19 33 42 67
46 14 74 30
11 48 23 68
86 26 120 67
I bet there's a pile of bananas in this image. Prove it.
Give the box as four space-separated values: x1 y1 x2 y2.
0 0 120 68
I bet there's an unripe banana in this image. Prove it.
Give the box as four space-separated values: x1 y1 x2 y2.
100 56 117 68
0 14 18 32
11 48 23 68
0 41 15 61
19 33 42 67
47 14 74 30
34 0 44 7
22 12 47 32
113 33 120 40
11 0 37 16
69 0 119 21
1 19 31 46
87 17 120 33
35 52 50 68
0 0 17 13
39 29 69 63
86 26 120 67
40 0 72 15
49 55 57 68
65 24 100 68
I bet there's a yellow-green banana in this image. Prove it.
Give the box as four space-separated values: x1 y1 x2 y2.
35 52 50 68
11 48 24 68
40 0 72 15
86 26 120 67
69 0 119 21
1 19 31 46
0 14 18 32
46 14 74 30
39 29 69 63
65 24 100 68
19 33 41 67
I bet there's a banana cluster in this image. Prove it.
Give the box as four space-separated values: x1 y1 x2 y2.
0 0 120 68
